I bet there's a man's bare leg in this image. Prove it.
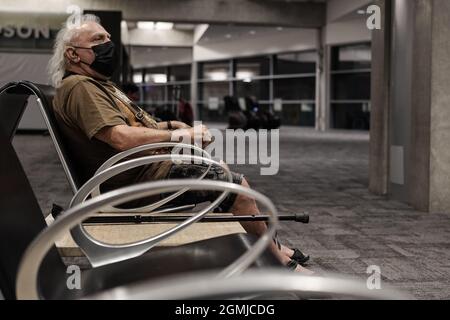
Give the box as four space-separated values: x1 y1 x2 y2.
229 177 312 274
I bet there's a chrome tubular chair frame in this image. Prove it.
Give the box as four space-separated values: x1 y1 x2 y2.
0 81 78 192
16 180 279 300
70 154 233 267
88 142 215 213
89 270 410 300
31 81 218 215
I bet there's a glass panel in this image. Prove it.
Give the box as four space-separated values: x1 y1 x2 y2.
331 43 372 71
277 103 316 127
167 84 191 101
275 51 316 74
133 70 143 83
169 64 191 82
143 85 165 103
200 81 229 102
331 73 371 100
274 77 316 100
197 102 226 122
235 56 271 78
199 61 230 80
144 66 168 84
235 80 270 101
331 103 371 130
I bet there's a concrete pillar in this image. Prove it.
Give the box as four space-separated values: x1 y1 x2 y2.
388 0 414 204
315 28 323 131
429 0 450 212
190 61 199 121
315 28 330 131
369 0 392 196
370 0 450 212
409 0 432 211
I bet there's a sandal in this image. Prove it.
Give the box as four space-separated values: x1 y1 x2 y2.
291 248 310 266
286 259 299 271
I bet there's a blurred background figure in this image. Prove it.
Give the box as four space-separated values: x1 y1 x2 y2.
224 96 247 130
177 98 194 127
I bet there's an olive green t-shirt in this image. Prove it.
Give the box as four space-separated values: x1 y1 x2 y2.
52 74 172 192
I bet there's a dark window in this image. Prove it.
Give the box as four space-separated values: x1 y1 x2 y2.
278 103 315 127
168 84 191 101
331 72 371 100
330 43 372 130
275 52 316 74
197 53 319 126
143 85 165 102
235 56 271 77
168 64 191 82
199 81 229 102
235 80 270 101
199 61 230 80
274 77 316 101
331 43 371 71
331 103 371 130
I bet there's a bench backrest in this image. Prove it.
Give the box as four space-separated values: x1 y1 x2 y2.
0 81 80 299
0 81 83 193
0 132 66 299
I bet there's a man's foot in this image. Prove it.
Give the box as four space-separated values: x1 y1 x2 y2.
281 245 310 266
291 248 310 265
281 245 294 257
286 260 315 275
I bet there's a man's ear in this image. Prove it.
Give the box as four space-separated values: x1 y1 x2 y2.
65 47 80 64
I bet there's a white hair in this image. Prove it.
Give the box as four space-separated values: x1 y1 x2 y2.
48 14 100 88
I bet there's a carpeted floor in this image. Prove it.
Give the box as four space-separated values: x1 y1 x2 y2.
12 126 450 299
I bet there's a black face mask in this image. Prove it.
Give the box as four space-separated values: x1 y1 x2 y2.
74 41 117 77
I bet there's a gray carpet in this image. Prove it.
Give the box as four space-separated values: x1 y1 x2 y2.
12 126 450 299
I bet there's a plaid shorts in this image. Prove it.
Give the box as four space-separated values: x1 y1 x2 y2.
166 163 244 213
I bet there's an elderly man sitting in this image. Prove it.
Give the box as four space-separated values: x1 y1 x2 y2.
49 14 311 273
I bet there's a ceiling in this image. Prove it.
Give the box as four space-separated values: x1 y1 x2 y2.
197 25 303 45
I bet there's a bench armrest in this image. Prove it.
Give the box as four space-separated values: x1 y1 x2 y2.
87 269 410 300
81 142 214 213
70 154 234 267
16 180 278 299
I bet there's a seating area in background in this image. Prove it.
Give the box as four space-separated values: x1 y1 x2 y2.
224 96 281 130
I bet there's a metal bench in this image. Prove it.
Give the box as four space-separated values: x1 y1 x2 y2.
0 131 282 299
0 83 407 301
0 81 240 266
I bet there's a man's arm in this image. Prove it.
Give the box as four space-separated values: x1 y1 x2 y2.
95 125 172 151
96 124 211 152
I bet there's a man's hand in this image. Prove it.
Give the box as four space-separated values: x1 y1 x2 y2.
199 125 213 148
171 124 212 147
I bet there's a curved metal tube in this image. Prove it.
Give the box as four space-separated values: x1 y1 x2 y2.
89 142 214 213
16 180 278 300
88 270 410 300
70 155 232 267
